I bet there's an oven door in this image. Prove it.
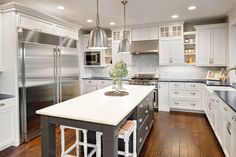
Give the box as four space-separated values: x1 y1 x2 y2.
85 51 101 65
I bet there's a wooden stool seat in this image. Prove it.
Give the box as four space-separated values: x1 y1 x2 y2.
119 120 135 135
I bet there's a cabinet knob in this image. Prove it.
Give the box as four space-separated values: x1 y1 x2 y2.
0 103 5 107
145 110 149 114
227 122 231 135
140 104 143 108
139 118 143 123
190 92 196 96
139 138 143 143
191 103 196 106
224 107 227 111
232 116 236 121
145 126 149 130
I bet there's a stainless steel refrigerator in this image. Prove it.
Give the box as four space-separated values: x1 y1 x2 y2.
18 29 80 143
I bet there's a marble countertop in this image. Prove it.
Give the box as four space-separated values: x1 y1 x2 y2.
0 94 14 100
36 85 155 126
82 77 130 81
214 90 236 112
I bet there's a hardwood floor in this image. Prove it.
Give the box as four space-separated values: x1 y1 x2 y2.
0 112 224 157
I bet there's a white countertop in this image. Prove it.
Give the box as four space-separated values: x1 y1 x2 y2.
36 85 155 126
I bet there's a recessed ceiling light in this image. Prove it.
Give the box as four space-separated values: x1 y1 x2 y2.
109 22 116 26
86 19 93 23
57 6 64 10
171 15 179 19
188 6 197 10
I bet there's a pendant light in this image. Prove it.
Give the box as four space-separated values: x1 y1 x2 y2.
118 0 130 53
88 0 108 49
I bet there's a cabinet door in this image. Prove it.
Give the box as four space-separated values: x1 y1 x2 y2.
131 29 140 41
0 13 3 71
196 29 211 65
149 27 159 40
159 26 170 38
223 117 232 157
0 107 15 151
212 27 227 65
215 100 224 145
55 25 78 40
171 37 184 64
139 28 149 41
97 80 113 89
232 124 236 157
159 39 171 65
158 82 169 112
84 85 97 94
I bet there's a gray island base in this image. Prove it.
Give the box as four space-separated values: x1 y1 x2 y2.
37 85 155 157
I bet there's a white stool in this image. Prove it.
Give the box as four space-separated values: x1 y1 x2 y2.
118 120 137 157
60 125 103 157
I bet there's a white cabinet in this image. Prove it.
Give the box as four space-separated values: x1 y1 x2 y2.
159 24 184 65
232 122 236 157
0 98 16 151
112 29 132 65
17 13 54 34
195 23 228 66
82 80 113 94
17 13 78 40
158 82 169 112
131 27 159 41
0 13 3 71
215 99 224 145
55 25 78 40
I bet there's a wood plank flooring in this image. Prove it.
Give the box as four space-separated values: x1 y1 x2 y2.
0 112 225 157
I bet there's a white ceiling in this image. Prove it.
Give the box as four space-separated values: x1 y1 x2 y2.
0 0 235 29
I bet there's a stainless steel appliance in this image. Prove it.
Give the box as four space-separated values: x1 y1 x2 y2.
18 29 80 143
129 74 159 110
84 51 101 65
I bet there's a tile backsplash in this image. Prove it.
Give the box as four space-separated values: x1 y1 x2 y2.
82 54 222 79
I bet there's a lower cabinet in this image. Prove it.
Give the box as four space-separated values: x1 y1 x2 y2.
0 98 16 151
82 80 113 94
158 82 169 112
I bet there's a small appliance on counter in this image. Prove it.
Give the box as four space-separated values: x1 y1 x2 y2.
206 70 228 86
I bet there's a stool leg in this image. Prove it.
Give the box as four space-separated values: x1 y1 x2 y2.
76 129 80 157
96 132 102 157
133 121 137 157
82 130 88 157
60 126 65 157
124 134 130 157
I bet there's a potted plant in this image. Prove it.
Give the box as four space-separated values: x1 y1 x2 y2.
109 61 128 91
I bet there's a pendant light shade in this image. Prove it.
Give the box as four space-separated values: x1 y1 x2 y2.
118 0 130 53
88 0 108 49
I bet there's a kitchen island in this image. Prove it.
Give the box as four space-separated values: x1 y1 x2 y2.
36 85 155 157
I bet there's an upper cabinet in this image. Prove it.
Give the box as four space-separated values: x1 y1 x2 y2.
159 24 184 65
195 23 228 66
131 27 159 41
0 13 3 71
17 13 79 40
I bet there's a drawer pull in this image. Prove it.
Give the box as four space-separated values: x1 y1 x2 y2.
174 102 179 105
88 81 92 83
232 116 236 121
139 118 143 123
174 92 179 94
208 104 211 110
227 122 231 135
190 92 196 96
0 103 5 107
191 103 196 106
34 28 42 32
139 138 143 143
139 104 143 108
224 107 227 111
191 84 196 87
145 126 149 130
145 110 149 114
146 98 149 101
174 84 179 86
101 81 104 83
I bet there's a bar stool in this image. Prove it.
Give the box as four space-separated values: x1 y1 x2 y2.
118 120 137 157
60 125 103 157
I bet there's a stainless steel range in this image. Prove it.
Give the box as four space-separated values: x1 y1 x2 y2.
129 74 159 110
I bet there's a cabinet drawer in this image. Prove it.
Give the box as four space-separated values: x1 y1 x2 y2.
137 108 149 130
137 97 150 114
137 116 150 152
169 82 184 88
55 25 78 40
184 90 201 98
170 89 201 99
184 83 202 89
84 80 97 86
0 98 14 111
17 13 54 33
97 80 113 86
170 99 201 110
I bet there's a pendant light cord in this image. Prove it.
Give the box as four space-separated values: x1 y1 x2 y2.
122 0 128 37
96 0 100 27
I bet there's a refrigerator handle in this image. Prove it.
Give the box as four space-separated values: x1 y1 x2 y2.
58 48 62 103
53 48 58 104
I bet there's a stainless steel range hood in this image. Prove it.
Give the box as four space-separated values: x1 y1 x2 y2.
131 40 158 55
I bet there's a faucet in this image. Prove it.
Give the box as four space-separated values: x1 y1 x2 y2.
227 66 236 75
